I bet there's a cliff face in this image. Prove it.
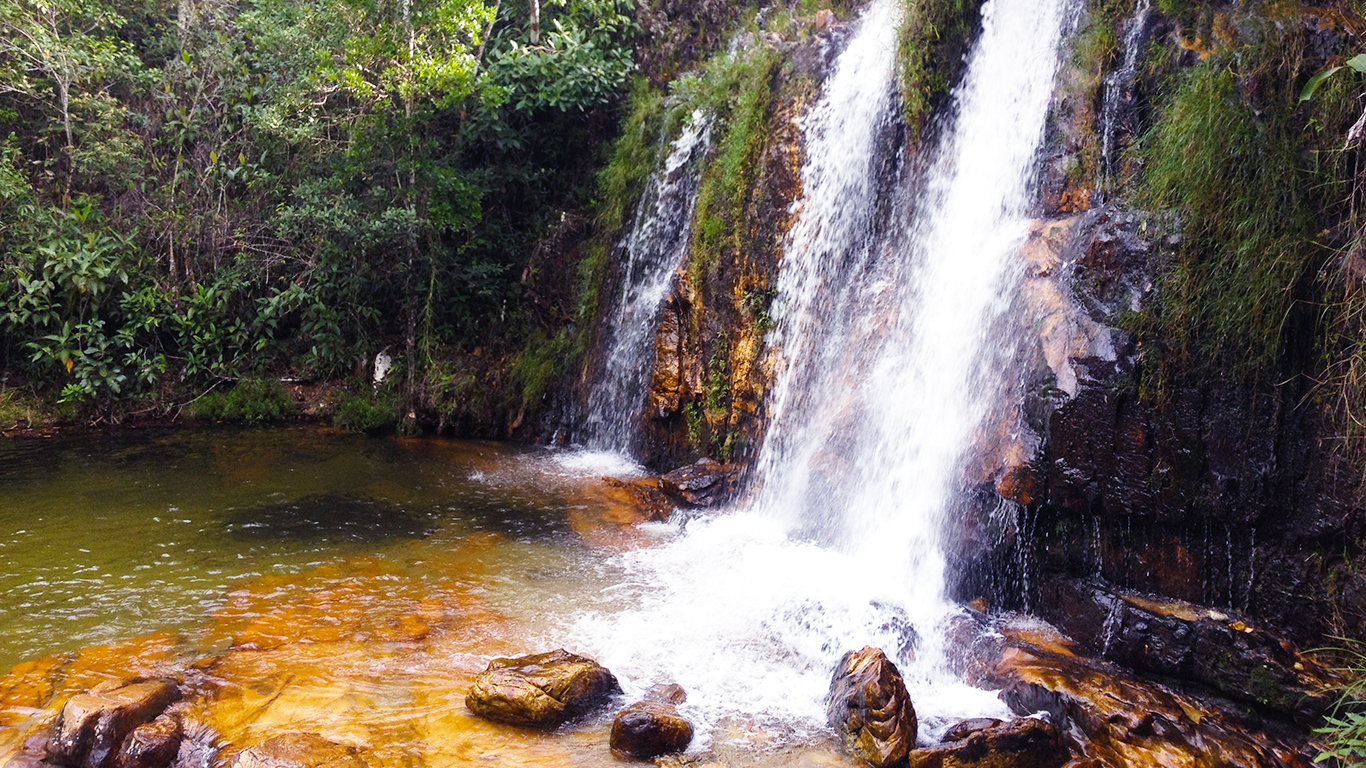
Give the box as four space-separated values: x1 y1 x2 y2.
583 0 1366 652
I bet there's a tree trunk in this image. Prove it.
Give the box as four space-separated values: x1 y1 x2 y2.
529 0 539 45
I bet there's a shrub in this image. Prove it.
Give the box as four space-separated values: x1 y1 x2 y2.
191 378 296 422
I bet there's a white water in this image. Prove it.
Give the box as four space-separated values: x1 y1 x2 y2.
583 113 712 454
1100 0 1152 188
569 0 1076 749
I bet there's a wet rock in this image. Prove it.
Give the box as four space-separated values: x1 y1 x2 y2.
231 733 367 768
609 698 693 760
465 649 621 729
46 679 181 768
908 718 1067 768
826 647 916 767
976 618 1318 768
599 477 672 523
942 718 1004 743
643 683 686 704
114 715 181 768
1038 577 1334 720
658 458 737 507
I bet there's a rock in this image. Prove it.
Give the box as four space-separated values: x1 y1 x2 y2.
1037 577 1335 720
231 733 367 768
464 650 621 729
46 680 181 768
811 8 837 33
643 683 686 704
942 718 1004 743
599 477 672 523
609 699 693 760
114 715 181 768
658 459 737 507
908 718 1067 768
826 647 916 767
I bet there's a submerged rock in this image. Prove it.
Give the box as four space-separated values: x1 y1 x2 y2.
46 679 181 768
465 649 621 729
826 647 916 767
908 718 1068 768
231 733 367 768
658 459 737 507
609 693 693 761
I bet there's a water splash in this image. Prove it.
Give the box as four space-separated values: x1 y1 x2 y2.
582 113 712 455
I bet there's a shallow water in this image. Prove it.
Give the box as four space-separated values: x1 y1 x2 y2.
0 427 866 767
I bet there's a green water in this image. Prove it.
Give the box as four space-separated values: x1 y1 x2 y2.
0 426 610 672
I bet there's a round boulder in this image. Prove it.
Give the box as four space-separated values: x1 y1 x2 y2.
826 647 917 768
465 649 621 729
609 700 693 760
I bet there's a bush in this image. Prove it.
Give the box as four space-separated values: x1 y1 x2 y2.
333 391 401 433
190 378 296 422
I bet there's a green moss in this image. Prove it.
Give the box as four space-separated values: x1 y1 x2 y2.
686 44 782 285
0 386 54 428
191 378 296 423
895 0 983 139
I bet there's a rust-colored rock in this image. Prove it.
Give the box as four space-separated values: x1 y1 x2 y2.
231 733 367 768
113 714 181 768
609 699 693 760
996 464 1037 506
46 680 181 768
826 647 916 767
599 477 673 523
464 650 620 729
943 718 1004 743
908 718 1068 768
658 459 737 507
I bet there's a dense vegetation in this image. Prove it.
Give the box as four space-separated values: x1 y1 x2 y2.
0 0 635 428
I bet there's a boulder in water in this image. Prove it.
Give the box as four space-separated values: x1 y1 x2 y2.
658 459 737 507
907 718 1068 768
826 647 916 767
465 650 620 729
46 679 181 768
231 733 368 768
114 714 182 768
609 694 693 761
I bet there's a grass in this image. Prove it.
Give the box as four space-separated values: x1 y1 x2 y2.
1314 640 1366 764
685 43 782 287
1133 9 1362 393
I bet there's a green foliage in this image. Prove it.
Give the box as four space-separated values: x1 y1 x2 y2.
0 0 639 422
333 390 402 432
1138 31 1334 379
509 327 574 411
1315 640 1366 764
191 378 296 422
686 44 780 279
895 0 982 138
704 341 729 414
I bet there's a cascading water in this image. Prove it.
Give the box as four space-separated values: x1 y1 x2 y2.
569 0 1077 748
1099 0 1153 189
582 114 712 455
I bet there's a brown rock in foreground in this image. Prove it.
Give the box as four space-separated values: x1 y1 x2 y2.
231 733 367 768
609 698 693 761
826 647 916 767
46 679 181 768
465 649 621 729
907 718 1068 768
113 715 182 768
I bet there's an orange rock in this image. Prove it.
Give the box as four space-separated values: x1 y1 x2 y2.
996 463 1038 506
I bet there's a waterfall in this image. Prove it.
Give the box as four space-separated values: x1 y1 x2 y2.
582 113 712 455
1099 0 1152 190
571 0 1077 745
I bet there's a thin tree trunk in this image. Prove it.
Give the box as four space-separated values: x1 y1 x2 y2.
529 0 539 44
